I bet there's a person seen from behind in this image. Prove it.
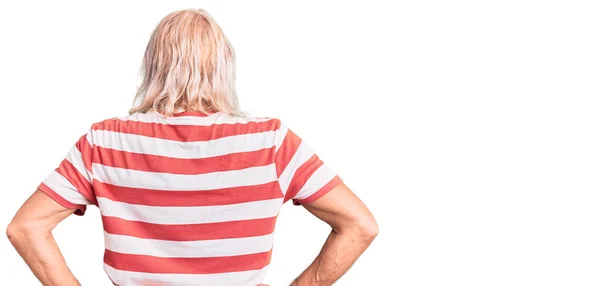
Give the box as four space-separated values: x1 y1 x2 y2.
7 9 378 286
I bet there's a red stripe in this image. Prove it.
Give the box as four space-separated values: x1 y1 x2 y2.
293 176 343 205
172 111 213 117
56 160 97 205
284 154 324 202
94 180 282 207
38 184 87 215
76 134 93 173
275 129 302 177
102 216 277 241
93 146 274 174
93 118 280 142
104 249 272 274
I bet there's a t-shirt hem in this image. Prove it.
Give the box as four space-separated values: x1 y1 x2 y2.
38 183 87 216
293 176 343 206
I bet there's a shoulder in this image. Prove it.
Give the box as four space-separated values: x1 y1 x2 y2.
84 113 140 137
88 112 161 130
88 113 287 132
215 113 284 131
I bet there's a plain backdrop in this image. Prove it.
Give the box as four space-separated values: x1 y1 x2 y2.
1 1 599 285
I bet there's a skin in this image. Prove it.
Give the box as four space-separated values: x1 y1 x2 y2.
7 184 377 286
291 183 378 285
6 190 80 286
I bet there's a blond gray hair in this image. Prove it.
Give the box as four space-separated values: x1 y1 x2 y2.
130 9 240 116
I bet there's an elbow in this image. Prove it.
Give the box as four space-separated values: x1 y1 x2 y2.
334 213 379 243
348 216 378 243
360 218 379 242
6 221 39 245
6 222 21 244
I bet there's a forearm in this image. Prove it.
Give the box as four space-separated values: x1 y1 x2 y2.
7 226 79 286
292 227 376 286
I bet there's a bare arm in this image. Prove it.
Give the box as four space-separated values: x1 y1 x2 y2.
6 190 80 286
291 183 378 286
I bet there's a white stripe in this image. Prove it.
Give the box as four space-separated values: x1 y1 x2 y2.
98 197 282 224
105 232 274 258
93 163 276 191
117 111 273 126
86 131 94 146
293 164 337 200
91 129 275 159
278 141 314 196
274 123 288 153
65 147 91 183
104 264 269 286
43 171 90 205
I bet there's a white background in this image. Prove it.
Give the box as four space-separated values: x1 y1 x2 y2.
1 0 599 285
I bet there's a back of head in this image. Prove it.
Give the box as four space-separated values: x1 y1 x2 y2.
130 9 240 116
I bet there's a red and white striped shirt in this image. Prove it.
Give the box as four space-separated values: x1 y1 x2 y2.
38 110 342 286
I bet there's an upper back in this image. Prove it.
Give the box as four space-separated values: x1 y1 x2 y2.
39 110 341 285
92 111 284 285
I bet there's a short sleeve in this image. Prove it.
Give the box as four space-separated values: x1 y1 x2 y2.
38 131 97 215
274 122 343 205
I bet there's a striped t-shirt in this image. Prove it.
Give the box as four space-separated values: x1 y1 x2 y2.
38 110 342 286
